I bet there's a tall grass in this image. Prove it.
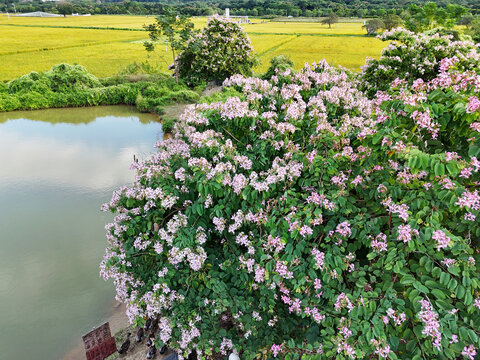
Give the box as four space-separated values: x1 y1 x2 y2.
0 64 199 113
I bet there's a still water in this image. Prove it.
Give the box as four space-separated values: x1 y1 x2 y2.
0 106 163 359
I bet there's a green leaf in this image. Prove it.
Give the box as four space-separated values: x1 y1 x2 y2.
455 285 465 299
434 163 445 177
448 266 461 276
448 278 458 291
431 289 446 299
446 162 458 177
401 275 416 285
413 281 429 294
464 291 473 306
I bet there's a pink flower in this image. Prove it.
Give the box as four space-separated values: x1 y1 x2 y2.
271 344 282 357
432 230 451 251
417 299 442 350
397 224 413 243
300 225 313 237
445 152 460 161
471 122 480 132
371 233 388 252
466 96 480 113
474 298 480 310
457 190 480 210
465 212 476 221
336 221 352 237
312 248 325 269
462 345 477 360
335 293 354 312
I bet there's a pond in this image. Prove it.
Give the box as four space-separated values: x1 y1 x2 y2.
0 105 163 359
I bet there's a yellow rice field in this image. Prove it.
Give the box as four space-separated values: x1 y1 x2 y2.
0 14 157 29
0 15 367 34
0 14 208 29
0 14 384 80
255 35 386 72
0 26 147 55
243 21 366 35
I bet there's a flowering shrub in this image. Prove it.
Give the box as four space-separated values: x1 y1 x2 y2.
175 16 258 86
361 28 480 97
101 57 480 360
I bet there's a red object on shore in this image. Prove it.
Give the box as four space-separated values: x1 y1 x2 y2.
82 322 117 360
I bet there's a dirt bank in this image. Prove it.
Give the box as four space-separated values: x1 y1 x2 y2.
62 301 129 360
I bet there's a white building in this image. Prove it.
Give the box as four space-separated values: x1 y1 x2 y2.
16 11 62 17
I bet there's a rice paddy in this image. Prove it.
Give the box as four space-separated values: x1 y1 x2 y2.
0 14 386 80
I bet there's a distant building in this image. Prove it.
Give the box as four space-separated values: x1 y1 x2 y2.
16 11 62 17
223 8 249 23
229 15 249 24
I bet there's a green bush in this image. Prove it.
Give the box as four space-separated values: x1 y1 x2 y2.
360 28 480 97
262 55 295 80
198 86 243 104
153 105 165 115
0 64 198 114
0 93 21 111
135 93 150 112
101 53 480 360
175 16 258 86
160 116 176 132
47 63 102 92
17 91 50 109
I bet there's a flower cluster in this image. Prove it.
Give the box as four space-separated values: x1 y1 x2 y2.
101 41 480 359
361 28 480 96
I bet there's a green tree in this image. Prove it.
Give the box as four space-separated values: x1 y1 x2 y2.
459 13 475 26
321 11 338 28
382 14 403 30
56 2 73 17
466 16 480 42
174 16 258 85
144 6 195 78
363 18 384 35
405 2 468 32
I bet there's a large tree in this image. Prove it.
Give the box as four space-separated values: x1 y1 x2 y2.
321 11 338 28
56 2 73 17
363 18 384 35
382 14 403 30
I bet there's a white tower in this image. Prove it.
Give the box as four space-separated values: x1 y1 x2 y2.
225 8 230 17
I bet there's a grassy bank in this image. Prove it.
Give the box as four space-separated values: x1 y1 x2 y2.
0 64 200 124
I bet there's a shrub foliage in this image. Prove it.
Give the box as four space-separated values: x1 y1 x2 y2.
360 28 480 97
0 64 199 113
175 16 258 86
102 33 480 360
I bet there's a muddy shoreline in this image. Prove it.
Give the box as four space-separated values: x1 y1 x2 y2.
62 301 129 360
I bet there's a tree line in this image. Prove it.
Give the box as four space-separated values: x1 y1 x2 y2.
1 0 480 17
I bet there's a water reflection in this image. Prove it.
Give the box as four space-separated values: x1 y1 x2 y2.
0 105 162 360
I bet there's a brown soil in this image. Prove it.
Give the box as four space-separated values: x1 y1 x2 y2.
62 301 176 360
